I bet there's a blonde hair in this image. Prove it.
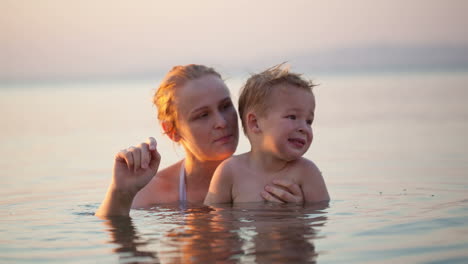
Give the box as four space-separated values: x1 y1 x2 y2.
238 63 317 133
153 64 222 137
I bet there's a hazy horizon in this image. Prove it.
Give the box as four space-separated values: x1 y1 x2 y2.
2 0 468 81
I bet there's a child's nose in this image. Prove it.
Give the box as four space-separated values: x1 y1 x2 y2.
297 123 309 134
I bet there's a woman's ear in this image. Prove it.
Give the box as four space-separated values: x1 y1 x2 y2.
162 121 181 142
247 112 261 134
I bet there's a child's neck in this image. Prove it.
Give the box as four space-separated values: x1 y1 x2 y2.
249 147 289 174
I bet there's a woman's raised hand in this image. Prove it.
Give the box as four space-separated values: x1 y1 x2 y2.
96 137 161 217
261 179 304 204
112 137 161 195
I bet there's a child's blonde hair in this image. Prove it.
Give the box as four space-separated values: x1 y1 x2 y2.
153 64 221 138
238 63 317 134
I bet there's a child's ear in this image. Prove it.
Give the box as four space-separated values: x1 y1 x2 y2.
247 112 262 134
162 121 181 142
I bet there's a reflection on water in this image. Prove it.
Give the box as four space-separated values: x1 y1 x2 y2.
103 203 328 263
1 71 468 263
94 184 468 263
2 185 467 263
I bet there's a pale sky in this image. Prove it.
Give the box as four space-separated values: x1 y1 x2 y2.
1 0 467 80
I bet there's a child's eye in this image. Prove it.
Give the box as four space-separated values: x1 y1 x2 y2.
306 119 313 125
286 115 297 120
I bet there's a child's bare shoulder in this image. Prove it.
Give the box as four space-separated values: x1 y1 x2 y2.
218 154 246 169
294 158 330 202
213 154 249 180
294 157 321 176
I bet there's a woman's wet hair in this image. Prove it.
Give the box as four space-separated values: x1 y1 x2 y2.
153 64 222 138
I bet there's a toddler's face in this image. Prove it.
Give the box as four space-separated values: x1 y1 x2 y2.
258 84 315 161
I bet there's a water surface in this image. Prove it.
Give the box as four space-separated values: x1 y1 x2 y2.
1 71 467 263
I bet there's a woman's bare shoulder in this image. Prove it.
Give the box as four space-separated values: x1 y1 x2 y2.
155 161 183 181
132 160 182 208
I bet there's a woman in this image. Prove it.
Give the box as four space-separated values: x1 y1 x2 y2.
96 64 304 217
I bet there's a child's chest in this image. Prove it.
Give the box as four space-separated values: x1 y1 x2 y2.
231 170 301 203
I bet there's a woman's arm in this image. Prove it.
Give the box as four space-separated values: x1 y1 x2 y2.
95 137 161 217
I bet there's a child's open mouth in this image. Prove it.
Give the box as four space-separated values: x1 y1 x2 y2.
288 138 306 148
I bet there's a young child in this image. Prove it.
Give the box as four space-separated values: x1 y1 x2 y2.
204 64 330 204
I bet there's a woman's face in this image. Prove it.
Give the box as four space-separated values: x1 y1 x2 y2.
174 74 239 162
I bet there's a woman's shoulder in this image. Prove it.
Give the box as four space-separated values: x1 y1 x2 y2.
156 160 183 180
132 160 183 208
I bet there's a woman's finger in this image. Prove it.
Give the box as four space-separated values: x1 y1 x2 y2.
264 185 296 203
128 147 141 172
147 137 157 151
147 138 161 170
138 143 150 169
122 149 134 170
115 150 130 168
260 190 284 203
272 179 304 203
264 182 303 204
149 148 161 170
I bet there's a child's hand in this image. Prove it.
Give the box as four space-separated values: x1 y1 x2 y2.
261 179 304 204
112 137 161 195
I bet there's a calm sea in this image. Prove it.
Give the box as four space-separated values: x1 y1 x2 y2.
1 71 467 263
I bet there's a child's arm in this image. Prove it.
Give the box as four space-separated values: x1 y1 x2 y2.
299 159 330 203
204 160 234 205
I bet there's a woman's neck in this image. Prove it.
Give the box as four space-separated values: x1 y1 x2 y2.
183 154 223 187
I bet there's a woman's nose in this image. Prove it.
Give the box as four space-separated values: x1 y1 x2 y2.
214 111 227 129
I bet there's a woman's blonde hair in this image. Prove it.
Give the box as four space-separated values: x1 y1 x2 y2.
238 63 317 134
153 64 221 138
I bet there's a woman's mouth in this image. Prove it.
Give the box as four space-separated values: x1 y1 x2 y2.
288 138 306 148
214 134 233 144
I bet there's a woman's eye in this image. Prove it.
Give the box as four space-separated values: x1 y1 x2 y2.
197 112 209 119
221 101 233 110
